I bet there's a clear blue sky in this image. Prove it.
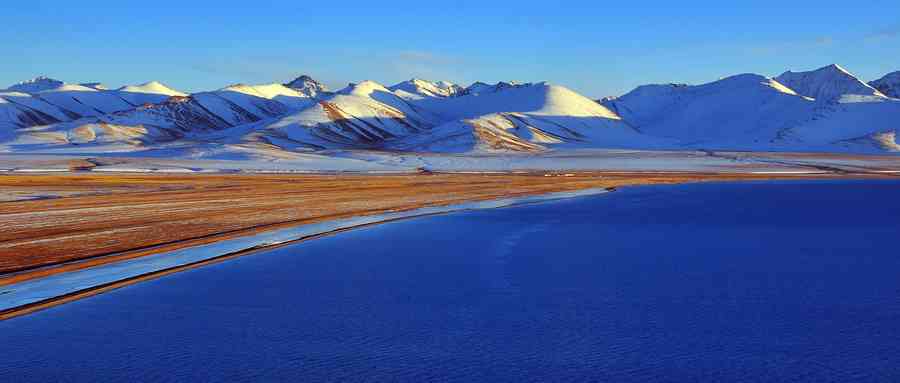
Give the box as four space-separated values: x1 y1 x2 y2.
3 0 899 97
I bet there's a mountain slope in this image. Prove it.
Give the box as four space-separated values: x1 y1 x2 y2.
241 80 441 150
1 96 57 141
0 91 72 125
31 84 135 117
2 78 190 127
784 96 900 152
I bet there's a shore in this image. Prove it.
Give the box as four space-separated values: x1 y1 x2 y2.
0 171 895 320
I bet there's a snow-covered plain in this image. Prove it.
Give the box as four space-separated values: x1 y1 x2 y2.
2 64 900 172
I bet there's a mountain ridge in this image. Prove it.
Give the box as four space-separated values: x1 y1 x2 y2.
2 64 899 155
774 64 886 101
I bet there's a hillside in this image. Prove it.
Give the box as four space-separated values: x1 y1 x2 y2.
870 71 900 99
602 74 816 147
248 80 440 150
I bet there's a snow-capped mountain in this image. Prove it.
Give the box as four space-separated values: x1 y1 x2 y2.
870 71 900 99
461 81 532 96
2 78 186 124
389 79 464 99
118 81 187 105
2 66 900 155
284 75 329 97
389 83 657 152
605 66 900 152
6 77 65 93
602 74 813 145
244 81 657 153
249 80 439 150
774 64 885 101
2 78 319 148
80 82 108 90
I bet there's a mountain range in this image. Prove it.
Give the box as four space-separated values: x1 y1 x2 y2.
2 64 899 157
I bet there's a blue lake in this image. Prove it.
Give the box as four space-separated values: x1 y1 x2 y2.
2 180 900 382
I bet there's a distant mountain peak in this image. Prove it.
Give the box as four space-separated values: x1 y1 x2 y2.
7 76 65 93
389 78 463 99
287 74 316 83
775 64 884 101
341 80 392 97
284 75 329 97
462 81 534 96
870 71 900 99
80 82 108 90
119 81 186 96
824 63 851 74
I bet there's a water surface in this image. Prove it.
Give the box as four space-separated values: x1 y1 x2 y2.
3 180 900 382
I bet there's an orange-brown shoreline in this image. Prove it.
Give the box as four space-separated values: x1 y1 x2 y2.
1 171 895 320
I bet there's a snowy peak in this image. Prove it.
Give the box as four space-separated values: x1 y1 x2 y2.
119 81 186 96
389 79 464 99
284 75 329 97
116 81 187 107
409 82 614 121
869 71 900 99
339 80 392 97
714 73 800 96
6 77 66 93
252 78 443 150
462 81 533 96
217 82 315 110
824 63 852 75
775 64 885 101
80 82 108 90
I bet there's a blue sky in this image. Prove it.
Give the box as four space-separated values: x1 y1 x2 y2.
2 0 899 97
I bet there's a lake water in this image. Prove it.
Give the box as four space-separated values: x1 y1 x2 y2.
2 180 900 382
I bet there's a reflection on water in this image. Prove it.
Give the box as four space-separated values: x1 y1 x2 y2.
2 180 900 382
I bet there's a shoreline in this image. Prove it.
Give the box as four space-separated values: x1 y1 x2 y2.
0 188 609 321
2 171 830 277
1 171 896 320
